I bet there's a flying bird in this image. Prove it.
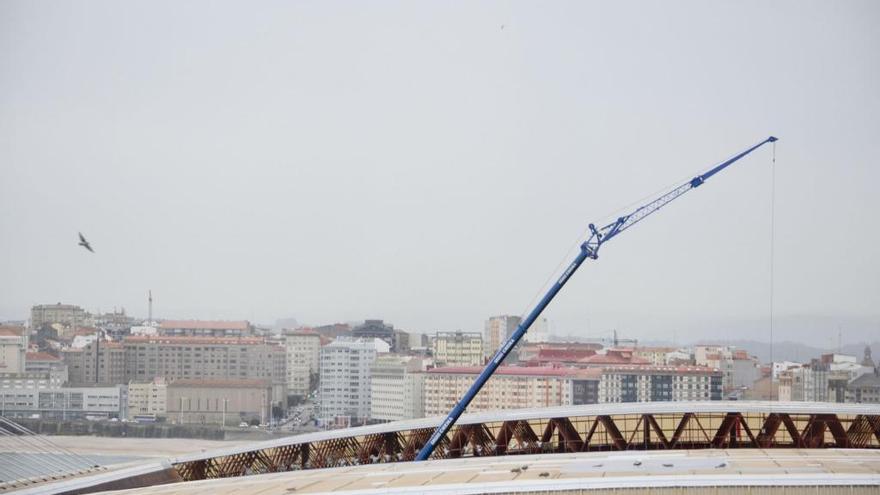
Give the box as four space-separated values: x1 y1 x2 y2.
78 232 94 253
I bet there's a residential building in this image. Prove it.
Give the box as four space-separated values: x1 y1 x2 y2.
128 377 167 419
633 347 682 366
283 328 322 399
159 320 252 337
30 303 91 330
423 366 600 417
0 386 122 420
167 379 271 425
777 359 830 402
518 342 603 363
578 348 651 367
695 346 759 393
122 336 287 407
0 326 27 374
403 371 426 420
24 352 68 384
370 355 429 421
846 368 880 403
484 315 521 359
318 338 389 424
62 340 126 386
522 348 597 367
522 317 550 343
598 365 723 403
432 331 483 367
394 330 411 353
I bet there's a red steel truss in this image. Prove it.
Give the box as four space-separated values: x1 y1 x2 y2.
173 410 880 482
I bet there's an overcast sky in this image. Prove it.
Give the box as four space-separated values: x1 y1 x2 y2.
1 1 878 347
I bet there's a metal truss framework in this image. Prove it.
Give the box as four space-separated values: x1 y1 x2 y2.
173 411 880 482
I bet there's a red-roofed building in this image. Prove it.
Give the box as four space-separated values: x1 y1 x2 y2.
524 347 597 366
579 349 651 366
518 342 603 363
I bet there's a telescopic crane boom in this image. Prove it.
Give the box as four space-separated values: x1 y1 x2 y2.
415 136 778 461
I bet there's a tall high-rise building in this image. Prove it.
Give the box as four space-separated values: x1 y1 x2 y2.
432 331 483 367
369 355 428 421
484 315 521 358
283 328 322 399
318 338 389 424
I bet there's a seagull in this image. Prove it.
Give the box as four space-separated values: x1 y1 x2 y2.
78 232 94 253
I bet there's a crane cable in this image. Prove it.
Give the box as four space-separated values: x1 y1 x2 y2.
769 141 776 400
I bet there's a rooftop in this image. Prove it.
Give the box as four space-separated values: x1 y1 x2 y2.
66 449 880 495
25 351 60 361
427 365 601 379
168 379 270 388
159 320 250 330
125 336 267 345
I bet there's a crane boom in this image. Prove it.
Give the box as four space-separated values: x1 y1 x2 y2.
415 136 778 461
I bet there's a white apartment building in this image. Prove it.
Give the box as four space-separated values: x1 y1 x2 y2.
318 338 389 424
0 326 27 374
423 366 599 417
484 315 521 358
370 355 429 421
598 365 723 403
432 331 483 367
284 329 322 399
522 317 550 343
128 377 167 419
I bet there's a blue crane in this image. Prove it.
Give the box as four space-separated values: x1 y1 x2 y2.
415 136 778 461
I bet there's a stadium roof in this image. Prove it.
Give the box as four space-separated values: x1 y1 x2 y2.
56 449 880 495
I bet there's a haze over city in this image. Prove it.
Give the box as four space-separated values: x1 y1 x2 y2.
2 1 878 346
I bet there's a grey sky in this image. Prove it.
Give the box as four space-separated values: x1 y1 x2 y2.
1 1 878 347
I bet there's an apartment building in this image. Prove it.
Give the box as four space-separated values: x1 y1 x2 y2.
423 366 600 417
30 303 91 330
518 342 602 363
122 336 287 405
432 331 483 367
598 365 723 403
318 338 389 423
369 355 429 421
62 341 126 386
159 320 252 337
283 328 322 399
484 315 521 359
128 377 167 419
